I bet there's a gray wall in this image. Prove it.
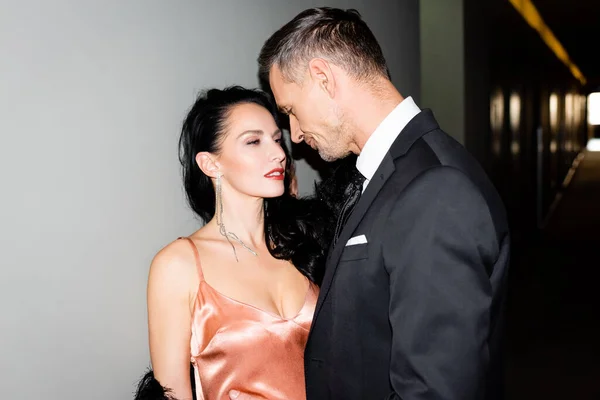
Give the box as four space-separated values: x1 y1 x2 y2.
0 1 419 399
420 0 465 143
420 0 491 165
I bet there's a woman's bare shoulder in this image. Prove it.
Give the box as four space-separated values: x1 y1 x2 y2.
148 238 199 292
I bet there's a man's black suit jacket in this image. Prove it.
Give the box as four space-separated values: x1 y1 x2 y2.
305 110 510 400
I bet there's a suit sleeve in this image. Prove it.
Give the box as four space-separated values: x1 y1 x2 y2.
381 166 498 400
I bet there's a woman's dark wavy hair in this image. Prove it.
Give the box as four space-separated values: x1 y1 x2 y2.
178 85 333 284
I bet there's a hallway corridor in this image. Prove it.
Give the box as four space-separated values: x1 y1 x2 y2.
505 149 600 399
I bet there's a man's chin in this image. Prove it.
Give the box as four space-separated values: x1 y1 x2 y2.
318 149 341 163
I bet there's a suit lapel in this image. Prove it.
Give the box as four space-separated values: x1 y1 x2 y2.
313 155 395 318
311 109 440 323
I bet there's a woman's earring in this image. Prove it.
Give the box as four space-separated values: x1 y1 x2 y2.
215 172 257 261
216 172 223 215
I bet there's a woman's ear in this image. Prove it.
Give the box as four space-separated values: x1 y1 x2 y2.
196 152 220 178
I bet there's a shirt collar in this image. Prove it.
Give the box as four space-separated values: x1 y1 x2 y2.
356 96 421 181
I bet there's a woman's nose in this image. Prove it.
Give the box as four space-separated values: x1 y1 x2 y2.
271 140 286 163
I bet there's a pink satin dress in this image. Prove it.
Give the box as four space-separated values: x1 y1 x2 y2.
180 237 318 400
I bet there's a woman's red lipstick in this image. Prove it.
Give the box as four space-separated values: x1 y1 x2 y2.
264 168 285 180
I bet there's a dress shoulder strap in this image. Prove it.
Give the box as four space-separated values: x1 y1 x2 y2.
178 237 204 282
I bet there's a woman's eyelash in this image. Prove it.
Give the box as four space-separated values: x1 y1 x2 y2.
247 138 282 145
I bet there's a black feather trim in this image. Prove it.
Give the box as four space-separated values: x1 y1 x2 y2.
133 369 178 400
133 365 197 400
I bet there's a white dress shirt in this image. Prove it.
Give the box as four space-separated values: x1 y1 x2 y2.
356 96 421 192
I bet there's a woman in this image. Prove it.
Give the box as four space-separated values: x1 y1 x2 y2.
137 86 335 400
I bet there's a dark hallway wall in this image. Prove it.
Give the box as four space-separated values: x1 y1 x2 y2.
467 4 596 398
464 0 588 246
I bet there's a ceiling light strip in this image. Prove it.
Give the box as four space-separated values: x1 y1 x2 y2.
508 0 587 85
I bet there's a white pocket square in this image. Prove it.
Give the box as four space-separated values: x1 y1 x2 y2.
346 235 367 246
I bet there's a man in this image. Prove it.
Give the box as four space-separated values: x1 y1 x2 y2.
258 7 509 400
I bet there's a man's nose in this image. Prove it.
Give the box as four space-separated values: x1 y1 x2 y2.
289 115 304 143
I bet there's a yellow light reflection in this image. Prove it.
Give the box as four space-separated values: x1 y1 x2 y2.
588 92 600 125
509 93 521 132
549 93 559 131
490 89 504 156
509 93 521 155
587 138 600 152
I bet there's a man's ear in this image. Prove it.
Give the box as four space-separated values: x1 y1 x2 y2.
195 152 220 178
308 58 335 98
